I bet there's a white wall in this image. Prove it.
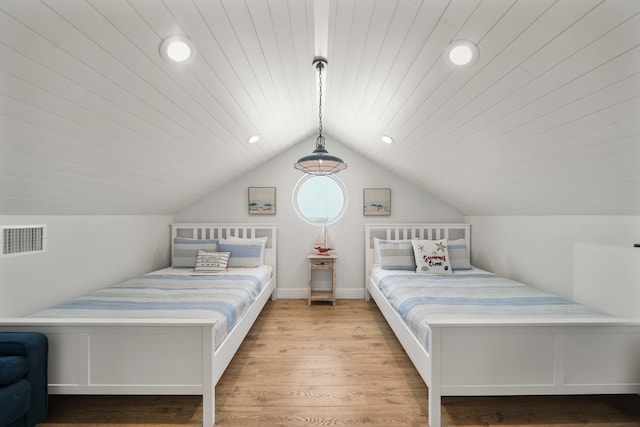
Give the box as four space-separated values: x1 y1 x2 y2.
177 138 464 299
3 151 634 315
0 215 173 316
466 215 640 299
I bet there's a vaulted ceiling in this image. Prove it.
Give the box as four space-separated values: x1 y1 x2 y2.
1 0 639 215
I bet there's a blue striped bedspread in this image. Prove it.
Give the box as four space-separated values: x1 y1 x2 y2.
371 267 610 352
28 266 272 348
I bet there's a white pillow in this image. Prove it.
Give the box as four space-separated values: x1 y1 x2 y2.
411 239 453 275
373 237 381 265
224 235 267 250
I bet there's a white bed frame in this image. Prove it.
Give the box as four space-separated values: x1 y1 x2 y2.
365 223 640 427
0 223 277 427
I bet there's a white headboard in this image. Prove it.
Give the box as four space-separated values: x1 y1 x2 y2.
364 223 471 273
170 223 277 275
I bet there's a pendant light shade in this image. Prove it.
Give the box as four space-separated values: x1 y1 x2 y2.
294 57 347 176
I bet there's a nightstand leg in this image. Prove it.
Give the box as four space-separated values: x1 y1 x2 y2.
332 265 336 305
308 261 312 306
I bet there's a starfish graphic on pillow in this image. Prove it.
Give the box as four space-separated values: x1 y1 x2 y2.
435 241 446 252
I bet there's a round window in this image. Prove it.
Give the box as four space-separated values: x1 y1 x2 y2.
293 175 347 225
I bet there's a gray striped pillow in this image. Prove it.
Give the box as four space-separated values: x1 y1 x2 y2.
173 238 218 267
194 251 230 272
376 239 417 270
219 238 264 268
448 238 472 270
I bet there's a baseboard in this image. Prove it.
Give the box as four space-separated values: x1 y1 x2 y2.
275 287 366 300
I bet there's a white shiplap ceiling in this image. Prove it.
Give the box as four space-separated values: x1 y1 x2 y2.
1 0 638 215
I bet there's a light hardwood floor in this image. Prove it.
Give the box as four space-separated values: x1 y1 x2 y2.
40 299 640 426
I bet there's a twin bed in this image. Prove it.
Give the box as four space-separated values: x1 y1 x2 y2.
365 223 640 427
0 223 277 427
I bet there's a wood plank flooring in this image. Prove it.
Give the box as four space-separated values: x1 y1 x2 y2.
39 299 640 427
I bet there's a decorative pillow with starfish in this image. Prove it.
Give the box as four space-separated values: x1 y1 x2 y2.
410 239 453 275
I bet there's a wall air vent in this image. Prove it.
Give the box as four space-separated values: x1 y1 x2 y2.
1 225 47 257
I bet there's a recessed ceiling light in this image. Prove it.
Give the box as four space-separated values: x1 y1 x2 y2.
380 134 395 144
160 35 195 63
443 40 479 68
247 135 260 144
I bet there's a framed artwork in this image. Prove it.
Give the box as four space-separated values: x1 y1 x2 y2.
248 187 276 215
363 188 391 216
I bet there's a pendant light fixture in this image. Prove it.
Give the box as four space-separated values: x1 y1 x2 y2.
294 57 347 176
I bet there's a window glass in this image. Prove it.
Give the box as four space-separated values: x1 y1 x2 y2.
293 175 347 224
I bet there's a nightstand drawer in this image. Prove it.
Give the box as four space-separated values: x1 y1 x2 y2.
311 259 334 268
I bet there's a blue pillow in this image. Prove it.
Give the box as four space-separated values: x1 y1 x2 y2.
219 240 263 268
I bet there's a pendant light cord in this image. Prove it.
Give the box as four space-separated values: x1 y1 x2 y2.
317 61 323 138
